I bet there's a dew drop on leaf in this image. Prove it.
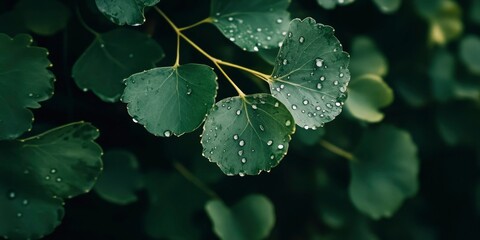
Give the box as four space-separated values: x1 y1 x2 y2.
163 130 171 137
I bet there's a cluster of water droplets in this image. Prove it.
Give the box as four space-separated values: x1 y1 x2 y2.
6 189 30 220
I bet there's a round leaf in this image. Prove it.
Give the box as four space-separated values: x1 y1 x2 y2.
72 28 164 102
270 17 350 129
210 0 290 52
345 75 393 122
15 0 70 36
94 150 142 205
459 35 480 75
201 94 295 176
95 0 160 26
373 0 402 14
0 34 54 140
349 36 388 77
316 0 355 10
205 194 275 240
0 122 103 239
349 125 419 219
122 64 218 137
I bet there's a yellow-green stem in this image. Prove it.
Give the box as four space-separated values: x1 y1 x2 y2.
319 139 355 161
173 162 220 199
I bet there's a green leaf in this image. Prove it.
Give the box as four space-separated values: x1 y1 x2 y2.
316 0 355 10
471 0 480 25
144 171 207 240
372 0 402 14
345 75 393 122
270 17 350 129
428 49 455 102
0 122 103 240
429 0 463 45
95 0 160 26
0 11 28 36
294 127 325 146
413 0 442 17
349 36 388 77
210 0 290 52
459 35 480 75
205 194 275 240
15 0 70 36
0 34 54 140
94 150 142 205
349 125 419 219
72 28 164 102
201 94 295 176
436 100 480 147
258 48 279 66
122 64 218 137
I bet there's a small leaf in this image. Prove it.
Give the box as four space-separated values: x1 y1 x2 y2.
316 0 355 10
436 100 480 147
210 0 290 52
428 49 455 102
345 75 393 122
94 150 143 205
429 0 463 46
72 28 164 102
0 122 103 239
15 0 70 36
349 125 419 219
349 36 388 77
122 64 218 137
205 194 275 240
201 94 295 176
0 34 54 140
372 0 402 14
95 0 160 26
459 35 480 75
270 17 350 129
144 171 207 240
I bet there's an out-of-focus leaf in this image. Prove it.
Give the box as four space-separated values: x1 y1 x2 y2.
294 127 325 146
94 150 143 205
0 122 103 240
413 0 442 17
316 0 355 10
429 0 463 46
0 34 54 140
429 49 455 102
72 28 164 102
349 125 419 219
122 64 217 137
349 37 387 77
210 0 290 52
459 35 480 75
270 17 350 129
95 0 160 26
436 100 480 147
372 0 402 14
201 94 295 176
205 194 275 240
470 0 480 25
0 11 28 36
15 0 70 36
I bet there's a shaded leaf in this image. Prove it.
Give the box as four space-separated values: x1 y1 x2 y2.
210 0 290 52
144 171 207 240
428 49 455 102
0 122 103 239
349 36 387 77
0 34 54 140
94 150 143 205
436 100 480 147
349 125 419 219
122 64 218 137
346 74 393 122
294 127 325 146
95 0 160 26
205 194 275 240
316 0 355 10
201 94 295 176
72 28 164 102
459 35 480 75
471 0 480 25
429 0 463 45
372 0 402 14
15 0 70 36
270 17 350 129
0 11 28 36
413 0 442 17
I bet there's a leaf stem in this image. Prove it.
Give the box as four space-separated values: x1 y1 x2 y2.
75 4 100 37
319 140 355 161
213 61 246 98
178 17 213 31
174 34 180 67
173 161 220 199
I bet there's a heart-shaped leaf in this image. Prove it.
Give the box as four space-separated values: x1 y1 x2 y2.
201 94 295 176
349 125 419 219
72 28 164 102
270 17 350 129
459 35 480 75
210 0 290 52
122 64 218 137
94 150 143 205
205 194 275 240
95 0 160 26
0 34 54 140
0 122 103 239
316 0 356 10
373 0 402 13
15 0 70 36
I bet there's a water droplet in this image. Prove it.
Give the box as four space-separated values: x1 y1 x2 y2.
304 125 309 130
7 191 15 199
56 177 62 182
270 154 275 159
278 144 284 149
233 134 239 140
128 53 134 58
339 73 344 78
335 102 341 107
45 175 51 180
251 104 258 110
100 44 105 48
238 150 243 156
132 118 139 123
291 105 297 110
276 18 283 23
236 110 241 115
259 125 265 131
316 83 322 89
267 140 273 146
274 102 280 107
228 17 234 21
320 76 325 81
303 100 309 105
82 88 88 92
253 46 259 52
239 140 245 146
28 93 33 97
315 58 324 67
16 212 22 218
164 130 171 137
241 158 247 163
285 120 291 126
282 59 288 65
316 106 321 111
333 80 339 86
256 28 262 32
266 36 272 40
239 172 245 177
186 88 192 95
229 37 235 42
299 36 305 43
288 32 293 38
22 199 29 205
326 103 333 108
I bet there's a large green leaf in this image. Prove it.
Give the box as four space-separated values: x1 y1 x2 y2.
201 94 295 176
15 0 70 36
72 28 164 102
205 194 275 240
0 34 54 140
316 0 355 10
210 0 290 52
459 35 480 75
122 64 218 137
0 122 103 240
94 150 142 205
95 0 160 26
349 125 419 219
372 0 402 13
270 17 350 129
144 171 207 240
